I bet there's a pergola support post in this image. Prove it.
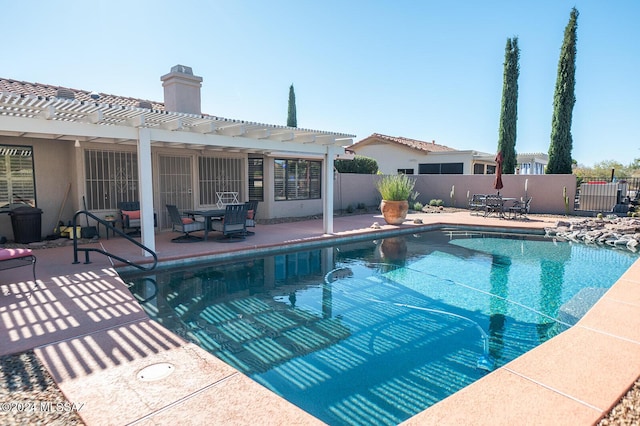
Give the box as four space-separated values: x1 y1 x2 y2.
138 128 156 256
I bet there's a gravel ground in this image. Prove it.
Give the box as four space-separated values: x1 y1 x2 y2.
598 378 640 425
0 351 84 425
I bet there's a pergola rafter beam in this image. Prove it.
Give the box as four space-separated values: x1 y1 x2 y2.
0 93 355 153
217 124 245 137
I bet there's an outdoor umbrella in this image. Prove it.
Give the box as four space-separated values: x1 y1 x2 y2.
493 151 504 194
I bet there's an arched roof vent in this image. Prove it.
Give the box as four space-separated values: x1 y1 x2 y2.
56 88 75 99
138 100 153 109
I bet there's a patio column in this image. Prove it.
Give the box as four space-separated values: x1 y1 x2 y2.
137 128 156 255
323 146 338 234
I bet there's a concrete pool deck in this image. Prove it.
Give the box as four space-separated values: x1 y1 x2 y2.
1 211 639 425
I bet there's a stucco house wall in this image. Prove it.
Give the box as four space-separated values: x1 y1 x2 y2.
0 136 77 239
349 134 548 176
348 142 421 175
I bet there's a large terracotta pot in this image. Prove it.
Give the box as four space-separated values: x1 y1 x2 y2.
380 200 409 225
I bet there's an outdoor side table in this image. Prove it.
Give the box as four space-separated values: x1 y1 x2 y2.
103 218 122 239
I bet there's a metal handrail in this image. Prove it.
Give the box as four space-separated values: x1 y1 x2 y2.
72 210 157 271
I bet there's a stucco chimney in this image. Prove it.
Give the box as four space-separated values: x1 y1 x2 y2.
160 65 203 114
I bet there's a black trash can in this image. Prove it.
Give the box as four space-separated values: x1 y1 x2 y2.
9 206 43 243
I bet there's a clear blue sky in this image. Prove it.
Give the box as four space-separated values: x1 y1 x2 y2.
3 1 638 167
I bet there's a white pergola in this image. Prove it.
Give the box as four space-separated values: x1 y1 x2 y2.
0 92 354 254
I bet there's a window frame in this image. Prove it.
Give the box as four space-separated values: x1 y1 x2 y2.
418 162 464 175
274 159 322 201
248 156 264 201
0 144 36 210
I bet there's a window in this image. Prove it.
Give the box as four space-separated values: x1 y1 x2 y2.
486 165 496 174
473 163 486 174
418 162 463 174
274 159 321 201
419 163 440 174
199 157 243 205
397 169 414 175
441 163 463 174
85 150 138 210
248 156 264 201
0 145 35 210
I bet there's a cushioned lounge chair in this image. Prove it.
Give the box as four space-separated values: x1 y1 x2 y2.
211 203 248 241
245 200 258 235
0 248 36 282
166 204 205 242
118 201 141 235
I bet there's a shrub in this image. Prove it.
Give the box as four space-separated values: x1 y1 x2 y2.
357 202 366 210
334 156 379 174
413 202 424 211
429 199 444 207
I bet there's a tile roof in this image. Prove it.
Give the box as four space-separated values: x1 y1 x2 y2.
0 78 164 110
352 133 457 152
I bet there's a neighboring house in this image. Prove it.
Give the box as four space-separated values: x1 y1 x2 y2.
349 133 547 175
0 65 354 251
515 152 548 175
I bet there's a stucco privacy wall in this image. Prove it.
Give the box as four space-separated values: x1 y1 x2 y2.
334 173 577 216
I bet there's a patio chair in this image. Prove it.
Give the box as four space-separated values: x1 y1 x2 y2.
484 194 504 217
166 204 205 242
468 194 486 215
508 197 532 220
211 203 248 241
118 201 141 235
0 247 36 283
245 200 259 235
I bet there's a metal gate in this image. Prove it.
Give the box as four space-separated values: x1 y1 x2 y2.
575 177 640 213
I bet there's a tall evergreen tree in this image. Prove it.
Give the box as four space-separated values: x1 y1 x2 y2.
547 7 579 174
497 37 520 174
287 84 297 127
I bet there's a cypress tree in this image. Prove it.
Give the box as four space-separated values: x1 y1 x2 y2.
497 37 520 174
287 84 297 127
547 7 579 174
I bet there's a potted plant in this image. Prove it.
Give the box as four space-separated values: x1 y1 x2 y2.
376 174 415 225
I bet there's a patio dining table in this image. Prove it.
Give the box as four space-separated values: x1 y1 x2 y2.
483 197 517 218
183 208 226 241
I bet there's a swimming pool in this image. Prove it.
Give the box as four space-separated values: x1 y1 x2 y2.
123 229 637 425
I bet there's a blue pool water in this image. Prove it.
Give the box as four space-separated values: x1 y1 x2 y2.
123 229 638 425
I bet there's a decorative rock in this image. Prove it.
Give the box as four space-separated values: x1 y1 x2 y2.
545 216 640 253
